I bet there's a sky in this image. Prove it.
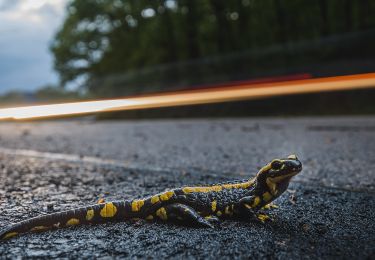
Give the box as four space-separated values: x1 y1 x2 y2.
0 0 68 94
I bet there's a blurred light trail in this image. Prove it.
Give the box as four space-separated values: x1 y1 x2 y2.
1 73 375 120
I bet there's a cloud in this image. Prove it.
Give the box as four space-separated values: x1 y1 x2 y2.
0 0 22 11
0 0 69 93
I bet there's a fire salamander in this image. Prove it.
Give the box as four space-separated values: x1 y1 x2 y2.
0 155 302 241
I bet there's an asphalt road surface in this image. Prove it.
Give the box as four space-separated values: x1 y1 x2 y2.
0 117 374 258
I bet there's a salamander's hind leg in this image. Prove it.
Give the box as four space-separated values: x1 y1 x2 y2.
161 203 215 228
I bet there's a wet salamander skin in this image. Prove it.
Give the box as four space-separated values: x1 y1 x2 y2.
0 155 302 240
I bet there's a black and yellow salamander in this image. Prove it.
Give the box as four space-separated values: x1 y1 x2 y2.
0 154 302 241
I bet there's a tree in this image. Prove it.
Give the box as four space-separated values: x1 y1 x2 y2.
51 0 375 97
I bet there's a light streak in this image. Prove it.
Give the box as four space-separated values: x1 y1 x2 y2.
0 73 375 120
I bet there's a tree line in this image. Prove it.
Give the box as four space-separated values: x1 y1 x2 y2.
51 0 375 97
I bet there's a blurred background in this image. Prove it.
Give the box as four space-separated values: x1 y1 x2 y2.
1 0 375 118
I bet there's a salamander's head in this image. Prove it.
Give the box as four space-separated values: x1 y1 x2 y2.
256 155 302 196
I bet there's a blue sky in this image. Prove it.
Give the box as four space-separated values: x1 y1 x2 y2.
0 0 68 94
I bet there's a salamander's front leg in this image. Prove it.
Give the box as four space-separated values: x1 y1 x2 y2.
237 196 272 223
160 203 215 228
237 196 258 218
262 203 278 210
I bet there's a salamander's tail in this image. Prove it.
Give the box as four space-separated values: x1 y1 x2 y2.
0 201 131 241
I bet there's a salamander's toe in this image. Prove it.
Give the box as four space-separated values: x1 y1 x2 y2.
205 215 220 223
198 217 215 228
261 203 279 210
257 214 273 223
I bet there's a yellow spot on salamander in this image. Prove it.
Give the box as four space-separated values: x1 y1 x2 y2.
146 215 154 220
97 198 105 204
257 214 272 223
156 207 168 220
182 181 254 194
266 178 278 195
160 191 174 201
3 232 18 239
151 195 160 204
271 204 279 208
181 187 195 193
258 164 272 175
86 209 95 221
262 192 273 202
222 181 253 189
216 211 222 216
66 218 80 226
30 226 48 232
262 203 279 210
100 202 118 217
225 206 232 215
182 186 222 193
252 196 261 207
131 200 144 212
211 200 217 212
210 185 224 192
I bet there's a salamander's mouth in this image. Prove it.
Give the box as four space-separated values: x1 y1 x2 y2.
268 171 300 184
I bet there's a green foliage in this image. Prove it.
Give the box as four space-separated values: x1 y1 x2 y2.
51 0 375 97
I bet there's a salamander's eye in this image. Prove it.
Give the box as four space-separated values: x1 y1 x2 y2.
271 160 282 170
